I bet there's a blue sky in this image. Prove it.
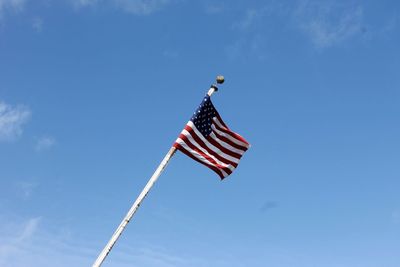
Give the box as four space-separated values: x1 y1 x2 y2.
1 0 399 266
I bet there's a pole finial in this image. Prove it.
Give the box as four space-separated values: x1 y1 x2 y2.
216 75 225 84
208 75 224 96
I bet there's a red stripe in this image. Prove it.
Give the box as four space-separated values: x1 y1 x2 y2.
206 136 242 159
173 143 226 179
178 134 233 175
212 127 248 151
215 114 250 145
215 112 228 128
184 125 238 168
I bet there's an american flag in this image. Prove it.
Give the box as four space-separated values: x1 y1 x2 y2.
173 95 249 179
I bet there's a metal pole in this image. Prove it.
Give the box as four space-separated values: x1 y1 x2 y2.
92 76 223 267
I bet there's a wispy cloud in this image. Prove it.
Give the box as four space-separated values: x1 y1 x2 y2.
232 2 289 31
0 208 304 267
73 0 171 15
32 16 43 32
227 1 369 58
295 0 364 48
0 214 231 267
72 0 98 8
227 7 260 60
0 0 26 11
0 217 41 266
0 101 31 142
0 216 95 267
162 49 178 59
233 8 263 31
35 136 56 151
204 3 224 15
15 181 37 199
0 0 26 19
226 2 289 61
226 31 267 61
113 0 170 15
16 217 40 241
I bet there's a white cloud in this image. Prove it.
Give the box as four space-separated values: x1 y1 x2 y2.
0 216 95 267
72 0 99 8
226 2 290 61
16 217 40 241
35 136 56 151
113 0 170 15
232 2 289 31
204 3 224 15
233 8 262 31
295 0 364 48
0 0 26 18
0 101 31 142
0 209 308 267
162 49 178 59
15 181 37 199
72 0 171 15
0 214 220 267
0 0 26 11
32 16 43 32
226 31 267 61
0 217 41 266
228 1 367 56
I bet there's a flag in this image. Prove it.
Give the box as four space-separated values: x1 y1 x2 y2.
173 95 249 179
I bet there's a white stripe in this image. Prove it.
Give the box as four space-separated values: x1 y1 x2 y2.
213 117 250 148
176 138 228 177
181 129 235 172
209 132 245 155
176 138 216 168
186 121 240 164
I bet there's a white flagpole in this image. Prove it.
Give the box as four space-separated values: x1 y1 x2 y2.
92 76 224 267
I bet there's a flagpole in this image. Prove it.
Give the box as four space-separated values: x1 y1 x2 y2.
92 76 224 267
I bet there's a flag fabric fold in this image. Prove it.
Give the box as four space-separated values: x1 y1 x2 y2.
173 95 249 179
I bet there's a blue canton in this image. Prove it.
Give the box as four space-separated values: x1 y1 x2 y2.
190 95 217 137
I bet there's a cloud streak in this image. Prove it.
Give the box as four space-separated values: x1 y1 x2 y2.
113 0 170 15
72 0 171 15
32 16 43 32
0 0 26 18
72 0 98 7
295 0 364 48
227 1 369 60
204 3 224 15
0 216 96 267
35 136 56 151
15 181 37 199
0 101 31 142
233 8 262 30
0 215 231 267
0 217 41 266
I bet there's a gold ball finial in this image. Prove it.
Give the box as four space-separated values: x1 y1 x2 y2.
216 75 225 84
